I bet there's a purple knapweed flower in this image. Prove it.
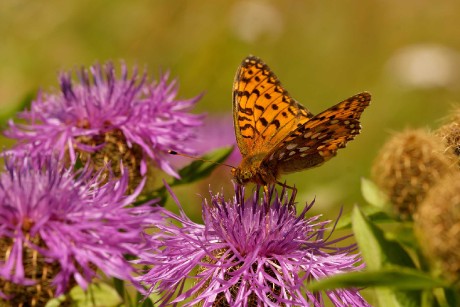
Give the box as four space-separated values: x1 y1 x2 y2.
0 155 159 305
4 62 203 190
138 185 370 306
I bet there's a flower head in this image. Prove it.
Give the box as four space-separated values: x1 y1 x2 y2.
0 155 159 305
372 129 453 220
435 105 460 159
415 172 460 283
5 62 204 189
138 185 370 306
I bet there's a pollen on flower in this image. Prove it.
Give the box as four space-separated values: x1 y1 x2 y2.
435 106 460 160
75 128 145 192
0 235 65 306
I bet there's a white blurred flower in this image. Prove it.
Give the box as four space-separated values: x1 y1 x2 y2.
229 1 284 43
386 44 460 89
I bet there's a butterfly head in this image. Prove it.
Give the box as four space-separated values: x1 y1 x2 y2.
231 159 278 186
231 167 254 185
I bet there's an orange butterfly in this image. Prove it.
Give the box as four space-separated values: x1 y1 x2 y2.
230 56 371 189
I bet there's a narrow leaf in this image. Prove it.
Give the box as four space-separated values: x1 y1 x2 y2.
68 282 122 306
336 205 393 229
441 287 460 307
171 146 234 186
136 293 154 307
135 185 168 207
352 206 415 270
352 206 421 306
135 146 234 206
307 268 447 291
113 278 125 301
361 177 389 209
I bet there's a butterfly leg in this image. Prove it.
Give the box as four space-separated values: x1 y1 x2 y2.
263 185 269 194
276 181 297 194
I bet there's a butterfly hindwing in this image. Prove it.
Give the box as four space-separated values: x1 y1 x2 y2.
232 56 313 156
231 55 371 187
262 92 371 174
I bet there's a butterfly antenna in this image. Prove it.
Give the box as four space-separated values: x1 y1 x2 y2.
168 150 235 169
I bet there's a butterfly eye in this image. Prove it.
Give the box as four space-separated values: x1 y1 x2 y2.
243 171 252 180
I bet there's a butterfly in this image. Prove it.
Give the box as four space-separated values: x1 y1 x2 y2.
230 56 371 190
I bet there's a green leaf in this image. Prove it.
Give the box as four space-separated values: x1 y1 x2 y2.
361 177 389 209
352 206 415 270
113 278 125 301
45 297 63 307
336 204 394 229
135 185 168 207
136 292 154 307
134 146 234 207
384 222 421 251
442 287 460 307
307 268 447 291
170 146 234 186
70 282 122 306
376 288 421 307
352 206 422 306
47 282 123 306
307 268 448 307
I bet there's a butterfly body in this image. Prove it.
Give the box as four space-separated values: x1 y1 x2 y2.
231 56 371 187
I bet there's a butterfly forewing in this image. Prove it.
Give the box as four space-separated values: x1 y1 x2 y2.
262 92 371 174
233 56 313 156
231 55 371 187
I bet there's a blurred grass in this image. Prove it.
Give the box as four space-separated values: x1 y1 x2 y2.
1 0 460 217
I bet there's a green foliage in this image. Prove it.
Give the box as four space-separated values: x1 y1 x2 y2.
46 282 122 307
352 205 415 270
353 205 423 306
335 205 393 230
171 146 234 186
307 268 447 291
361 177 390 210
330 179 460 307
335 178 395 230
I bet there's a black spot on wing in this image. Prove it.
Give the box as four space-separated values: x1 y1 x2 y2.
240 124 253 131
260 117 268 126
255 104 265 111
238 115 252 122
237 90 250 98
238 102 254 116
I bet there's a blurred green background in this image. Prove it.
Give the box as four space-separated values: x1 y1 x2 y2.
1 0 460 219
